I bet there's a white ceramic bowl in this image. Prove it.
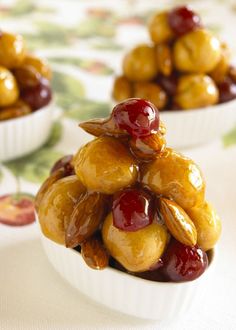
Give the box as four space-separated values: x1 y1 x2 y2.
111 98 236 150
0 101 54 162
161 99 236 149
41 235 216 321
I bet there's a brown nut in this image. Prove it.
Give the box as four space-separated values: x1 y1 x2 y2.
133 82 167 110
102 213 168 273
173 29 221 73
175 74 219 110
187 201 222 251
23 54 52 80
112 75 133 102
13 65 41 89
156 43 173 76
148 12 174 45
79 117 128 137
74 136 138 194
141 148 205 210
0 32 26 68
65 192 107 248
210 43 231 83
0 99 31 121
159 197 197 246
81 234 109 270
37 175 86 245
123 44 158 82
130 132 166 160
0 66 19 107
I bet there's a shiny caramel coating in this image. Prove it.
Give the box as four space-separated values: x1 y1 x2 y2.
148 12 174 45
38 175 86 245
141 148 205 210
155 43 173 76
130 132 166 160
175 74 219 109
210 42 231 83
23 54 52 80
35 168 66 212
0 99 31 121
102 213 168 272
187 201 222 251
0 32 26 68
65 192 107 248
81 235 109 270
112 75 133 102
123 45 158 82
133 82 167 109
159 197 197 246
0 66 19 107
173 29 221 73
74 136 138 194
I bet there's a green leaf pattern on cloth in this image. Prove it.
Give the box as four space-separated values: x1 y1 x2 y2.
51 71 85 111
4 122 63 183
223 125 236 148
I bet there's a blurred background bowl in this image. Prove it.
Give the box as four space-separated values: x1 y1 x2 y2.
161 98 236 149
0 101 54 162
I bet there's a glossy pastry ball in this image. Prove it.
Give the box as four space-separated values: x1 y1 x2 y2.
0 99 31 121
141 148 205 210
175 74 219 109
0 66 19 107
23 54 52 80
187 202 222 251
102 213 168 272
210 42 231 83
112 76 133 102
148 12 174 44
173 29 221 73
133 82 167 109
0 32 26 68
38 175 86 245
74 136 138 194
123 45 158 82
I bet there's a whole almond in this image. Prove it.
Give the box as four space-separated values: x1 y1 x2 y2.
159 197 197 246
79 117 127 137
65 192 107 248
130 132 166 160
81 234 109 270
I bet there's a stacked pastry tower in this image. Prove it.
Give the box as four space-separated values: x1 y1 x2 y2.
36 98 221 282
112 6 236 110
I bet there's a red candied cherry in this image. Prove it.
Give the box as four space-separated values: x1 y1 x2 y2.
112 98 160 139
168 6 202 36
50 154 74 176
218 77 236 103
112 188 154 232
21 77 52 110
161 239 208 282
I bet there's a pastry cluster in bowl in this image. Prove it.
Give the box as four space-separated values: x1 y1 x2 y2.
0 30 52 121
36 98 221 283
112 6 236 110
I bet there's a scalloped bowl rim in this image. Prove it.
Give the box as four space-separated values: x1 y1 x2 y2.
0 98 54 126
